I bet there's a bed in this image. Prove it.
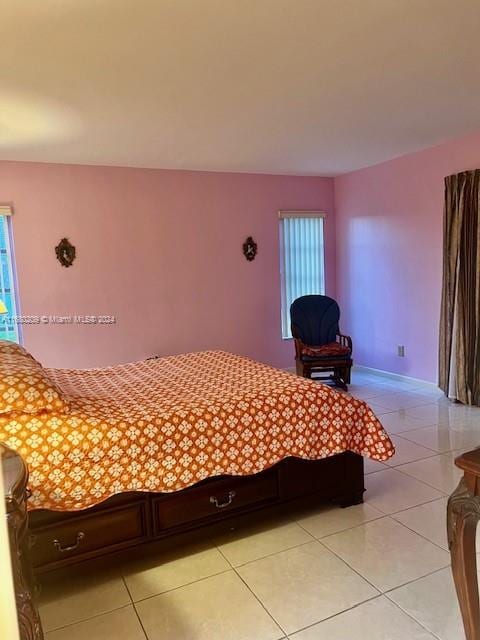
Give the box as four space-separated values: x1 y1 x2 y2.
0 347 394 572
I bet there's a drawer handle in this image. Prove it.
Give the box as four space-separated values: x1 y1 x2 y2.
53 531 85 553
210 491 236 509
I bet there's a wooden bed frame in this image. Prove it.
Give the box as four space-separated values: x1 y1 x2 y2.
28 451 365 573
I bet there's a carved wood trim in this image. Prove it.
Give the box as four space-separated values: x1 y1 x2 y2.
448 476 480 640
2 445 44 640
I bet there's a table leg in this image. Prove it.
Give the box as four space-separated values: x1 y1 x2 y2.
448 478 480 640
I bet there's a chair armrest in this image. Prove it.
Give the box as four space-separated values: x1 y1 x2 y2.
337 333 352 351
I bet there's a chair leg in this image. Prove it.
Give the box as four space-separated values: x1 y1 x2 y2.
295 359 308 378
333 367 348 391
296 360 310 378
345 365 352 384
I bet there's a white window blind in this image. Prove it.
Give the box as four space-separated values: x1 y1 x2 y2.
0 213 20 343
279 212 325 339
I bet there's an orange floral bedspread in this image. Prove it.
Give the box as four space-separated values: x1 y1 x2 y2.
0 351 394 511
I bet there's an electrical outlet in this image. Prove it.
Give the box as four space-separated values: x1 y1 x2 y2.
397 345 406 357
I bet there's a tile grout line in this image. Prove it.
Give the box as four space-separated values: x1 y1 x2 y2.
40 603 134 635
382 562 454 597
389 432 443 455
394 489 450 508
116 467 453 633
294 512 385 542
381 596 444 640
372 400 441 412
215 544 288 639
365 491 450 516
384 590 446 640
114 527 361 609
213 530 317 569
396 428 478 451
388 516 452 554
121 566 233 605
121 576 149 640
389 494 448 517
304 515 451 597
215 494 449 569
260 525 406 637
131 602 151 640
391 431 442 448
283 593 384 638
121 574 135 605
50 541 449 640
231 567 287 639
133 603 149 640
393 463 457 495
368 464 451 498
307 522 452 639
291 524 400 628
308 531 383 595
386 451 445 468
296 503 451 554
392 422 441 433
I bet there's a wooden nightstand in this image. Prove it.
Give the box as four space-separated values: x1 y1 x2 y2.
2 444 44 640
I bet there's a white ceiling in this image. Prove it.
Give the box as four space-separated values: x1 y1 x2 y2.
1 0 479 176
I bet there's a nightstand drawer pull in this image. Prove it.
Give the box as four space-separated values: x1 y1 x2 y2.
53 531 85 553
209 491 236 509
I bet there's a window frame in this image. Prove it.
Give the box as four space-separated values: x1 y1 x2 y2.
0 212 21 344
278 210 327 340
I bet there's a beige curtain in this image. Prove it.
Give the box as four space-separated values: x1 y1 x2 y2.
439 170 480 405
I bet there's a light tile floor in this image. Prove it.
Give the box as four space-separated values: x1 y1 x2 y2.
38 370 480 640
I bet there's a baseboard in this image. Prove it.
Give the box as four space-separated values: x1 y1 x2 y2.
283 363 439 390
353 364 438 389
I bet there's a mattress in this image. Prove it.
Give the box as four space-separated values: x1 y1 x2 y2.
0 350 394 511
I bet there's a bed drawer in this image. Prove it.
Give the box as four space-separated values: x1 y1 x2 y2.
153 471 279 532
30 502 148 569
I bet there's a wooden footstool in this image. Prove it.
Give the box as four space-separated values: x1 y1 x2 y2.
448 449 480 640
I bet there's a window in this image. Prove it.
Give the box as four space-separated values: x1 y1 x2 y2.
279 211 325 339
0 208 20 343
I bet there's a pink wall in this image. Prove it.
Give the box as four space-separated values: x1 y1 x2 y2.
334 132 480 383
1 161 334 368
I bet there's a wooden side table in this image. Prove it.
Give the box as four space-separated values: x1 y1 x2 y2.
448 448 480 640
2 445 44 640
